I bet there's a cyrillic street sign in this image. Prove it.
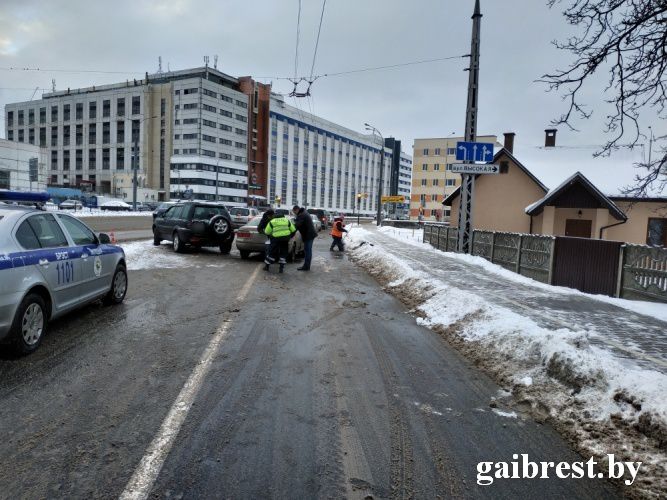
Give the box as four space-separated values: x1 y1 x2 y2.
381 195 406 203
455 141 494 162
249 183 262 190
450 163 500 174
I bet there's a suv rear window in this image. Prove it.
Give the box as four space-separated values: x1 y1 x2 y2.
193 206 226 220
230 208 249 216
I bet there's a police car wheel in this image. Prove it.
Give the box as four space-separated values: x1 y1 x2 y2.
11 293 47 354
104 264 127 305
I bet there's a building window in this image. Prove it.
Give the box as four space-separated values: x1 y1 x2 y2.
423 148 429 155
50 126 58 146
117 121 125 143
50 174 58 184
89 124 96 144
220 124 232 131
203 88 217 98
40 107 46 124
160 98 166 117
421 164 428 171
202 149 216 157
445 178 456 186
63 150 70 171
63 104 70 121
221 95 232 103
447 147 456 155
183 118 197 124
446 163 453 171
0 170 8 189
235 114 247 122
183 133 198 140
131 120 140 142
431 194 438 202
89 102 96 119
202 119 216 128
18 129 24 142
434 164 440 171
76 124 83 145
7 130 13 141
51 150 58 170
89 149 96 169
102 122 110 144
7 111 13 127
432 179 439 186
117 98 125 116
103 99 110 118
28 109 35 125
647 218 667 247
28 128 35 145
75 149 83 170
203 104 216 113
220 109 232 118
132 96 141 115
184 88 198 95
116 148 125 170
421 179 427 186
18 110 24 125
102 149 110 169
63 125 70 146
202 134 216 143
435 148 441 155
39 127 46 146
183 103 197 110
235 142 246 149
76 103 83 120
219 138 231 145
235 128 246 135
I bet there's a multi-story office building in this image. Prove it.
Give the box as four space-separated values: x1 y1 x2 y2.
268 95 411 215
411 135 499 220
384 137 413 218
0 139 47 191
4 67 267 206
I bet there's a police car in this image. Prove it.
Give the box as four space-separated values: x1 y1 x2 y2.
0 192 128 354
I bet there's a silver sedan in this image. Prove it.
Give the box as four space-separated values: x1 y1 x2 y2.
0 206 127 354
235 217 303 261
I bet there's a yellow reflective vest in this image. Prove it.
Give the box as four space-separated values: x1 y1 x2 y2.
265 216 296 239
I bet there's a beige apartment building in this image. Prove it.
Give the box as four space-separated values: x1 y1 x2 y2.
411 135 500 220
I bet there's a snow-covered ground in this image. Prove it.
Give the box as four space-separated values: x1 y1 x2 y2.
378 226 667 323
120 240 227 271
349 226 667 497
46 207 150 217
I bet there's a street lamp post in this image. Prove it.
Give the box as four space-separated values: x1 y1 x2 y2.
365 123 385 227
132 114 158 211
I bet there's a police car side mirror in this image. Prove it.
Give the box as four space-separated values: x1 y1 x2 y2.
98 233 112 244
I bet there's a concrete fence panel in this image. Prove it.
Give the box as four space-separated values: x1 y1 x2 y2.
619 245 667 303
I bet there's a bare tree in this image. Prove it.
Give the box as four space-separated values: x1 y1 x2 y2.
541 0 667 195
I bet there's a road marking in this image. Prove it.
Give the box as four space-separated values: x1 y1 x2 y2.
379 242 667 370
119 264 262 500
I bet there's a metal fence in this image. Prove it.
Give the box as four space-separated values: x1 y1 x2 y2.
618 245 667 303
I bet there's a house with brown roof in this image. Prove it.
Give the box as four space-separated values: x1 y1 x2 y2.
444 136 667 246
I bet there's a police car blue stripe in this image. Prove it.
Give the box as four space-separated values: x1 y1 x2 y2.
0 245 124 271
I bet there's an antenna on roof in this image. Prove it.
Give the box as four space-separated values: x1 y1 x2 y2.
158 56 163 74
204 55 210 68
51 79 56 92
214 55 218 69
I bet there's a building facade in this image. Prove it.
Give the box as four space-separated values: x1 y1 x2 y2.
411 135 499 220
268 95 411 215
0 139 47 192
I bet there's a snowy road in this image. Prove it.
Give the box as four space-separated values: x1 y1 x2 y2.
0 238 621 498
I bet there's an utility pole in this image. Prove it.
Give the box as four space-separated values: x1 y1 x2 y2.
457 0 482 253
365 123 384 226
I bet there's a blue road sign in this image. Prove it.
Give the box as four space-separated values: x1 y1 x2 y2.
456 141 495 162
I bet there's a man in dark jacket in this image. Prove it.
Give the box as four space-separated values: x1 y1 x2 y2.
292 205 317 271
257 209 275 264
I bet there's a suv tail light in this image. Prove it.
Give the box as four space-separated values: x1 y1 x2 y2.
237 232 251 238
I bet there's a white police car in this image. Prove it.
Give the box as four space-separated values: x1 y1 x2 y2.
0 192 127 354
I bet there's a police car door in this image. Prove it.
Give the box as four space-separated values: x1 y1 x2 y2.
21 213 82 312
56 214 109 299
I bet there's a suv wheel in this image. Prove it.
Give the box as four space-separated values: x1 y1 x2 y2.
10 293 47 355
173 233 185 253
210 215 230 238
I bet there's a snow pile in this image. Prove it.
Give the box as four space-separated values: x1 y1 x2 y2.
349 226 667 496
378 226 667 323
120 240 226 271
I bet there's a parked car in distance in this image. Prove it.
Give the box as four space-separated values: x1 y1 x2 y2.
311 214 322 232
59 199 83 210
229 207 260 229
309 209 331 228
153 201 235 254
235 217 303 261
0 205 127 354
274 208 290 217
100 200 132 211
153 201 177 220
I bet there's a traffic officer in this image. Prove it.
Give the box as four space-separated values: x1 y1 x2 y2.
263 213 297 273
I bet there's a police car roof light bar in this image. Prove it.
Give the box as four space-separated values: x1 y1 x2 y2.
0 191 50 203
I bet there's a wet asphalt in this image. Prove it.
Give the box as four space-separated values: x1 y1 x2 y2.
0 236 620 499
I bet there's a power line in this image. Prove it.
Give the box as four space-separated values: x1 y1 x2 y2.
309 0 328 81
0 67 144 75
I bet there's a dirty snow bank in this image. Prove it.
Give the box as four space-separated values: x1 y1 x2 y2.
351 226 667 498
120 240 226 270
378 226 667 323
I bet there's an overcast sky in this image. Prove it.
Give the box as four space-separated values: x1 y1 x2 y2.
0 0 660 194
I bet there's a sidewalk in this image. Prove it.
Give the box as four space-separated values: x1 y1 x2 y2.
358 225 667 373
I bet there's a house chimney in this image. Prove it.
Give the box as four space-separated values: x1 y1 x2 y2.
503 132 515 154
545 129 557 147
